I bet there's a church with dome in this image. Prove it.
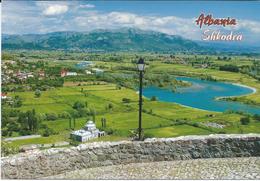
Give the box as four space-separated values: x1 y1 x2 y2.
70 120 105 142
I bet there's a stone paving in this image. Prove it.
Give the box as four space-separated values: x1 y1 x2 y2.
44 157 260 180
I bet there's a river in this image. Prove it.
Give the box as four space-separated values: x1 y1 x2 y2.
143 77 260 115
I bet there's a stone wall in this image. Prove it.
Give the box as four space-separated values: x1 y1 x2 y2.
1 134 260 179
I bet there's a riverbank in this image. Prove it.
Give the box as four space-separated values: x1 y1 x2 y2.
216 82 257 101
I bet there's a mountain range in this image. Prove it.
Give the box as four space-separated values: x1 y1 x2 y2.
2 28 260 54
2 28 204 53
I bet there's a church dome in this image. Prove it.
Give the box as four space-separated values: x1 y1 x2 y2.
84 120 96 130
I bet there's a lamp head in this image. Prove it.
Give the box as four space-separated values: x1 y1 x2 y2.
137 58 145 71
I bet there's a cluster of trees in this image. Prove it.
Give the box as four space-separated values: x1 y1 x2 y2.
2 95 22 108
240 117 250 125
219 64 239 72
240 62 260 81
70 101 97 121
34 78 64 89
2 108 58 137
2 109 39 136
217 56 232 61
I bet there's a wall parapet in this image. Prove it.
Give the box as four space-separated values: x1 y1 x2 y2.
1 134 260 179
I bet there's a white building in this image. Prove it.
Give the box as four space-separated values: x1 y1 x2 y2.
92 68 104 74
70 120 105 142
67 72 78 76
85 70 93 75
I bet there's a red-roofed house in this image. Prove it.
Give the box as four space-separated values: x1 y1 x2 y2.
60 69 67 77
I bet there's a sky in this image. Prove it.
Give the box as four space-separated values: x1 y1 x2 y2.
2 1 260 45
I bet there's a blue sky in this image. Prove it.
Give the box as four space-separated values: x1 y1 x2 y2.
2 1 260 44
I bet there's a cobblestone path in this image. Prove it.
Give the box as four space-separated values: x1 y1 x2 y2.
44 157 260 180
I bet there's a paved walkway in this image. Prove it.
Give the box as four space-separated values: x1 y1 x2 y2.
3 135 41 141
44 157 260 179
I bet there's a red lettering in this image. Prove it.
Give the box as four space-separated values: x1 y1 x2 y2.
195 13 237 28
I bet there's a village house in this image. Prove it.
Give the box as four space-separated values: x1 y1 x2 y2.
92 68 104 75
60 69 78 77
16 71 34 80
70 120 105 142
38 70 45 78
1 93 7 99
67 72 78 76
85 70 93 75
5 60 16 65
60 69 67 77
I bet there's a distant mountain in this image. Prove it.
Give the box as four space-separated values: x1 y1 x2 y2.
2 28 204 53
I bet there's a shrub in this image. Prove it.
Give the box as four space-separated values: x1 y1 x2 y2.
104 128 114 135
218 131 226 134
72 101 85 110
46 113 58 121
19 129 32 136
122 98 131 103
1 130 8 136
7 121 20 132
1 142 19 156
58 112 70 119
150 96 157 101
77 108 88 117
69 140 79 146
107 103 113 110
35 89 41 98
192 122 199 127
240 117 250 125
42 127 56 137
144 132 154 139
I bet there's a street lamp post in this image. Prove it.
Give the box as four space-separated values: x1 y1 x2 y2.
137 58 145 141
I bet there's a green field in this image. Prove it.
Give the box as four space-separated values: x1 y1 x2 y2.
4 82 260 147
2 53 260 149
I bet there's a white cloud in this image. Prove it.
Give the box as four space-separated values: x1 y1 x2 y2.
238 19 260 33
74 11 200 39
2 1 260 44
43 4 68 16
79 4 95 9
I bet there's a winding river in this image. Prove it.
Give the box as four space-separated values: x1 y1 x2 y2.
143 77 260 115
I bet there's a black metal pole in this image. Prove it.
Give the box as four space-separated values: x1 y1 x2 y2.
138 71 143 140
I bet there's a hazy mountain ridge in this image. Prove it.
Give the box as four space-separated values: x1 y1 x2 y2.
2 28 203 52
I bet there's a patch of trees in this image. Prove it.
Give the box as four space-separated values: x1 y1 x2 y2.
1 108 58 137
217 56 232 61
17 109 40 133
240 117 250 125
35 78 64 88
219 64 239 72
69 101 97 122
2 109 40 137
